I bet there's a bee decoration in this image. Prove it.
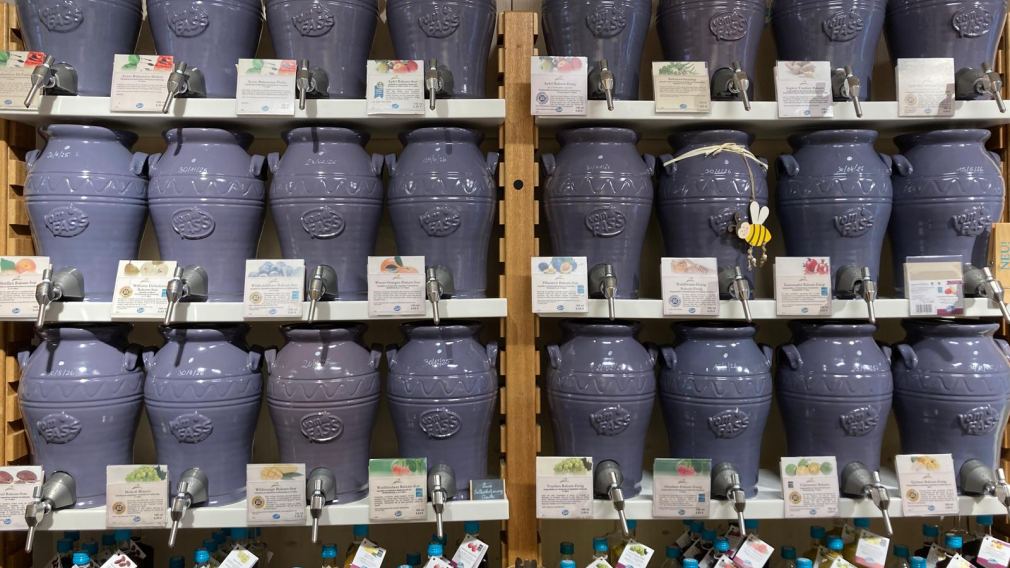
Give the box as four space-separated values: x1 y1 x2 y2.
736 200 771 269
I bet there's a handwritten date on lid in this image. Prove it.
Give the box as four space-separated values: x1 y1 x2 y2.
291 3 334 37
37 412 82 444
840 406 879 437
39 0 83 32
585 4 628 38
168 3 210 37
959 405 1000 435
590 405 632 436
44 205 90 237
707 408 749 439
420 407 462 439
823 9 864 42
170 412 214 443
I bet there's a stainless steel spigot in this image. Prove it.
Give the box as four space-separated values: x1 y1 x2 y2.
838 265 877 324
589 263 618 320
306 265 338 322
712 463 747 537
960 459 1010 514
428 464 456 541
598 59 615 111
35 267 84 331
425 59 442 111
35 267 54 330
982 63 1006 113
728 266 753 323
969 265 1010 324
168 468 209 548
729 62 751 111
306 467 336 543
841 462 892 536
25 55 54 108
24 471 76 552
859 267 878 324
297 59 311 111
839 65 863 118
594 460 629 538
164 265 209 325
164 62 190 113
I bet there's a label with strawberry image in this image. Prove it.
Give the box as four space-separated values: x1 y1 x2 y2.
652 458 711 518
531 56 588 116
894 453 958 517
236 58 298 115
779 456 839 518
732 534 775 568
452 536 489 568
366 59 424 115
0 466 41 531
246 463 306 526
368 458 427 521
0 51 46 110
0 256 48 320
110 54 175 113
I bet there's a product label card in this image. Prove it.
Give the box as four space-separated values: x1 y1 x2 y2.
536 456 593 519
110 260 176 319
452 536 489 568
617 541 655 568
366 59 424 115
105 465 169 529
100 552 138 568
110 54 174 112
0 51 45 110
0 256 47 319
367 256 426 317
424 557 454 568
235 58 297 115
351 538 387 568
653 61 711 113
652 458 711 518
897 58 956 117
854 530 890 568
774 257 832 316
661 258 720 316
470 479 505 501
780 456 840 518
976 536 1010 568
946 556 974 568
0 466 41 530
732 534 775 568
532 256 588 314
774 61 834 118
368 458 427 522
243 259 305 319
221 548 260 568
586 559 615 568
926 544 943 568
905 257 964 317
245 464 306 526
894 454 958 517
531 56 588 116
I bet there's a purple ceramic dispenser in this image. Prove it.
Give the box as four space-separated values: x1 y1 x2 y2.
266 324 381 504
777 130 893 323
269 127 384 313
546 320 656 500
777 321 894 534
24 125 148 304
659 323 772 531
541 0 652 109
148 128 267 308
18 325 144 509
885 0 1008 111
542 127 655 314
386 322 498 501
657 130 769 321
16 0 142 98
386 0 497 109
893 320 1010 509
656 0 765 110
771 0 887 116
143 324 263 506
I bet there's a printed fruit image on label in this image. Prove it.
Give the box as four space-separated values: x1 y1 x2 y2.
959 404 999 435
168 3 210 37
707 408 749 439
169 412 214 443
301 206 345 238
419 205 462 237
171 208 215 240
44 205 89 237
419 407 462 438
822 9 864 42
590 405 632 436
36 412 82 444
952 6 993 38
291 3 334 37
300 411 344 442
951 205 992 237
709 10 748 41
584 207 626 237
833 206 874 237
417 3 460 38
38 0 83 32
585 4 627 38
839 405 879 436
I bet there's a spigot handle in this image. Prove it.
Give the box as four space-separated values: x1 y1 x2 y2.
164 265 184 326
25 524 37 553
297 59 310 111
730 267 753 322
25 55 55 108
616 506 630 539
426 59 439 111
731 62 751 111
870 471 893 536
163 62 189 114
983 63 1007 113
599 59 615 112
311 515 320 543
35 267 53 330
168 519 181 548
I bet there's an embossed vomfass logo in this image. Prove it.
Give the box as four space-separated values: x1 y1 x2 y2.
839 405 879 436
419 407 462 438
709 10 748 41
168 3 210 37
44 205 89 237
36 412 81 444
417 3 460 38
38 0 83 32
833 206 874 237
952 6 993 37
169 412 214 443
959 404 1000 435
590 406 632 436
301 206 345 238
584 208 626 237
291 3 334 37
585 4 628 38
822 9 864 42
300 411 344 442
419 205 462 237
951 205 992 237
707 408 749 439
171 208 215 239
709 207 738 236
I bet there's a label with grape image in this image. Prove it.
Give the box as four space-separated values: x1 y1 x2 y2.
105 464 169 528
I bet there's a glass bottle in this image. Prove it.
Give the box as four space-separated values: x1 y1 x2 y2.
684 559 700 568
692 530 717 561
592 537 609 562
561 561 577 568
231 528 252 550
936 535 964 568
428 543 450 566
610 520 638 564
844 519 872 562
910 558 926 568
169 556 185 568
560 542 576 566
888 545 910 568
712 538 731 565
661 546 683 568
322 544 340 568
915 526 940 559
818 537 845 568
964 516 994 560
778 546 797 568
71 551 91 568
345 525 370 568
195 548 213 568
798 559 814 568
805 527 827 561
55 538 73 568
115 530 139 564
202 539 221 567
98 534 116 564
461 521 489 568
407 553 422 568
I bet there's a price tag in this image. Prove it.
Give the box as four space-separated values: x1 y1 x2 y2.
0 51 45 110
532 256 588 313
470 478 505 500
897 58 955 117
905 257 964 317
110 54 174 112
351 538 387 568
531 56 588 116
105 465 169 528
243 259 305 319
221 548 260 568
246 464 306 526
652 458 711 518
661 258 720 316
976 536 1010 568
0 466 41 530
100 552 139 568
779 456 840 518
774 61 834 118
366 59 424 115
452 536 489 568
853 530 890 568
368 458 427 521
367 256 426 317
0 256 47 319
110 260 176 319
733 534 776 568
894 454 958 517
235 58 297 116
617 541 655 568
653 61 711 113
774 257 832 316
536 456 593 519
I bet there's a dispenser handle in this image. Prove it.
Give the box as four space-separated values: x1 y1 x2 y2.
659 154 676 176
141 348 157 371
642 154 656 176
780 344 802 370
760 344 774 367
777 155 800 177
879 344 892 362
16 350 30 370
989 151 1003 168
247 347 264 373
659 345 676 370
369 344 383 370
546 344 562 369
147 153 163 176
123 344 142 372
996 339 1010 362
644 342 659 369
878 153 893 173
370 153 385 177
267 152 282 175
385 344 399 367
263 347 277 374
485 151 500 178
486 342 499 367
384 153 397 176
25 149 40 170
249 155 267 178
130 152 149 177
541 154 556 178
892 154 913 177
895 344 918 370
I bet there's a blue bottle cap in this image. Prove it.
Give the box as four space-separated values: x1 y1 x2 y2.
203 539 218 552
978 515 994 526
322 545 338 559
428 543 444 558
399 565 414 568
354 524 370 538
593 537 608 553
101 534 115 546
114 529 132 542
827 537 844 552
854 518 870 529
169 555 186 568
811 526 826 539
194 548 211 564
945 535 963 550
627 520 637 531
464 521 480 535
782 546 797 560
231 527 249 540
797 559 813 568
407 553 422 565
64 531 81 541
85 541 98 556
745 519 759 530
702 530 717 542
560 542 575 555
666 546 682 559
561 561 577 568
57 539 73 554
690 521 704 532
212 530 226 544
894 546 910 559
715 538 730 553
923 525 940 538
72 552 90 566
911 557 927 568
684 559 700 568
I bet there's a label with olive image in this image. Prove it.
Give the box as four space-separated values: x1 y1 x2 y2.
106 464 169 528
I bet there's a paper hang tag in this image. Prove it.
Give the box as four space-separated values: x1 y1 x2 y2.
110 260 176 319
617 541 655 568
652 458 712 518
235 58 297 116
774 60 834 118
367 256 426 317
366 59 425 115
221 547 260 568
976 535 1010 568
531 56 588 116
125 539 147 560
660 259 720 317
674 529 695 549
653 61 711 113
585 559 615 568
452 536 489 568
925 544 943 568
894 453 958 517
853 530 890 568
0 465 42 530
101 552 139 568
352 538 388 568
713 558 735 568
243 259 305 319
532 256 589 314
110 54 174 112
734 534 776 568
945 555 974 568
536 456 594 519
0 51 45 110
0 256 48 319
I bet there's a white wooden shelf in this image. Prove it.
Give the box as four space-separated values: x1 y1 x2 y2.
0 97 506 137
544 470 1007 521
536 100 1010 139
1 298 508 324
537 298 1004 320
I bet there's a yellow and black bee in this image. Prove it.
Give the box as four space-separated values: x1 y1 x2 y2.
736 201 771 268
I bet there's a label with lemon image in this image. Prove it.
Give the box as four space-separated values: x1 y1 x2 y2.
246 463 306 526
895 453 957 517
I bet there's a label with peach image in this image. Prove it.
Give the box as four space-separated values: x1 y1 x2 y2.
368 256 426 317
0 256 48 319
0 466 42 530
661 257 719 316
